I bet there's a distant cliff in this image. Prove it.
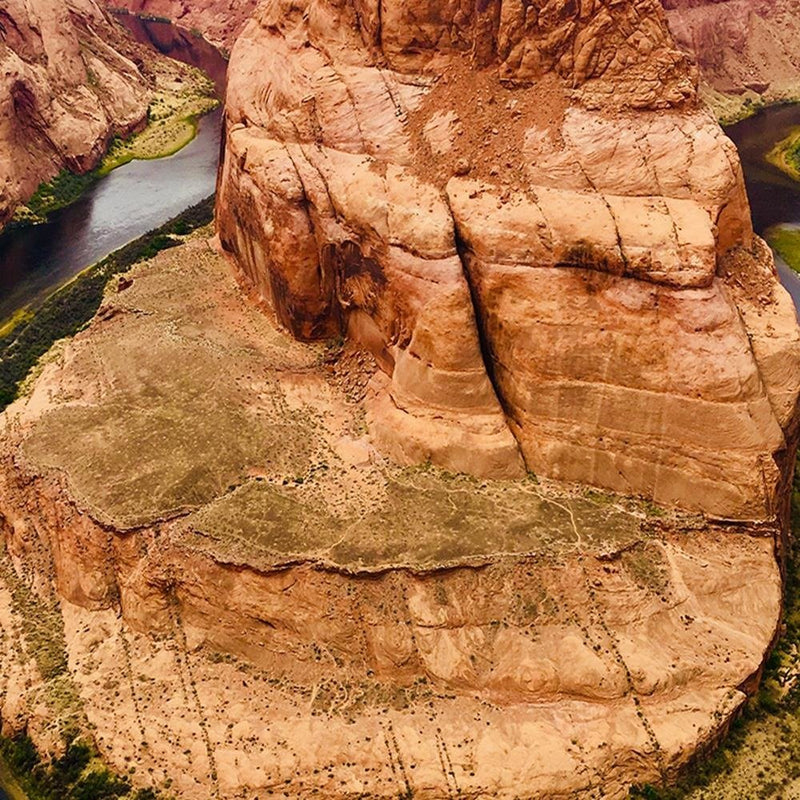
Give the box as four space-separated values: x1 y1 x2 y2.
0 0 153 227
662 0 800 111
108 0 258 48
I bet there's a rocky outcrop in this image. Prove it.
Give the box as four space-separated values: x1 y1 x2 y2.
108 0 258 48
662 0 800 107
0 0 154 227
1 1 799 797
216 0 800 521
0 238 786 798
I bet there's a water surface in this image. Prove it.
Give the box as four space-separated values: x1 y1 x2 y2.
0 16 227 324
726 104 800 312
0 109 221 322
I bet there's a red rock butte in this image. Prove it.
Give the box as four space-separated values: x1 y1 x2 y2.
1 1 800 798
217 0 800 520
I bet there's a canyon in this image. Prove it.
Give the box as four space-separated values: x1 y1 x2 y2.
0 0 219 231
662 0 800 117
1 0 800 799
0 0 152 228
109 0 258 49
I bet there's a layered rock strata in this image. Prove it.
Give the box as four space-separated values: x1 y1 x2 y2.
216 0 800 521
0 0 153 227
0 238 785 798
108 0 258 48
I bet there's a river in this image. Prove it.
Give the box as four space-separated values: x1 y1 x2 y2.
0 16 227 325
725 104 800 312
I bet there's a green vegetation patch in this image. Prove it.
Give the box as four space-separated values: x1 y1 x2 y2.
0 196 214 412
184 470 644 570
767 125 800 183
0 735 156 800
0 544 83 739
19 213 323 529
23 375 311 529
12 171 99 226
766 224 800 274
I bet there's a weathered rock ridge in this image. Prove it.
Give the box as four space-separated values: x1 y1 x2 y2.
0 238 786 799
661 0 800 105
0 0 153 227
109 0 258 48
0 1 799 798
216 0 800 521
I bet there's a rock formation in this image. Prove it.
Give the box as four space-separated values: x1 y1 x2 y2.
109 0 258 48
216 0 800 521
0 1 799 798
0 237 787 799
0 0 153 227
662 0 800 108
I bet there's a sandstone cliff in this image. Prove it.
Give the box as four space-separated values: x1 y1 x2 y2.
109 0 258 48
662 0 800 111
216 0 800 521
0 1 799 798
0 236 786 799
0 0 155 228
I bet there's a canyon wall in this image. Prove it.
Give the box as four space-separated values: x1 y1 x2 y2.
108 0 258 48
0 2 799 796
0 237 787 799
662 0 800 104
216 0 800 521
0 0 153 227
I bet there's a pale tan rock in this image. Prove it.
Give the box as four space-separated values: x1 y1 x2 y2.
0 240 786 799
216 0 800 519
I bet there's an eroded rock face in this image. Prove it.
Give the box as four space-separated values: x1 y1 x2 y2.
0 239 785 798
0 0 153 226
108 0 258 48
662 0 800 100
216 0 800 520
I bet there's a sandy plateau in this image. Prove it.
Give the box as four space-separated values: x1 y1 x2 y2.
0 234 788 798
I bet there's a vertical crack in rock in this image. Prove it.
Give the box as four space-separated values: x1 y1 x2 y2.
167 587 221 798
447 197 527 468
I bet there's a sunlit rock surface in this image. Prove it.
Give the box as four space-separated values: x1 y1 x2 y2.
216 0 800 519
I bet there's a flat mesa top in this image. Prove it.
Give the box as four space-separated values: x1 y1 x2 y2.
9 235 663 571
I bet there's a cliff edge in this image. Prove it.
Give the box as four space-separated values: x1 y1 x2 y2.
217 0 800 520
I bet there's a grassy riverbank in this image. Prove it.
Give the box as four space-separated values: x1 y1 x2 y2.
703 82 800 127
98 77 217 176
0 196 215 412
765 226 800 274
768 127 800 184
10 65 216 228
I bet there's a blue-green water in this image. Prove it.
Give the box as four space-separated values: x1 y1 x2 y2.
0 15 227 324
